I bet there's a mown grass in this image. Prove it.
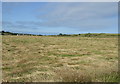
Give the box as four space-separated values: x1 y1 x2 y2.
2 35 119 82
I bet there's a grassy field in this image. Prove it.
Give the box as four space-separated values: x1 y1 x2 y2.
2 35 119 82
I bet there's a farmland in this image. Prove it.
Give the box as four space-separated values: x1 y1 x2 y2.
2 35 119 82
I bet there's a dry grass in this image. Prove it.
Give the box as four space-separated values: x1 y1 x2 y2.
53 66 92 82
2 35 119 82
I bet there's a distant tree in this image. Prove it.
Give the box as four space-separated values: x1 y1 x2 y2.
85 33 91 37
1 31 5 35
2 31 5 33
59 33 63 36
39 34 42 36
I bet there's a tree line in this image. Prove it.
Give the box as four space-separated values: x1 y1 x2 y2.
0 31 119 37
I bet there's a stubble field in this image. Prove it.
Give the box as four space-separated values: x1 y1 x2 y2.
2 35 119 82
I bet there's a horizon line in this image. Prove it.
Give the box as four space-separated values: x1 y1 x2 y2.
1 30 119 35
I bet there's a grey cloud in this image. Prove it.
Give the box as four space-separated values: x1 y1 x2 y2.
16 21 42 26
2 21 41 30
36 2 117 30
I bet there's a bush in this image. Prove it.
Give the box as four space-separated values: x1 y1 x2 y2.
54 67 92 82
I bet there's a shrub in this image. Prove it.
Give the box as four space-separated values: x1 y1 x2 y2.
54 67 92 82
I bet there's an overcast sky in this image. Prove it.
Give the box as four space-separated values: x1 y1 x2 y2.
2 2 118 34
